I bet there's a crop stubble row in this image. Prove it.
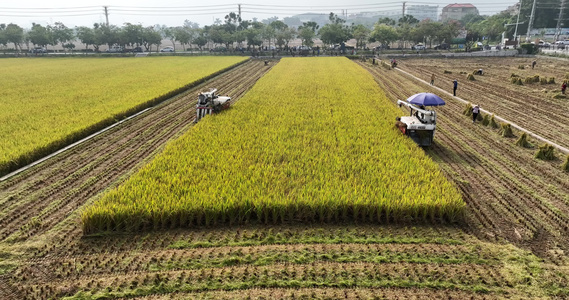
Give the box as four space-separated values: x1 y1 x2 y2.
399 59 569 149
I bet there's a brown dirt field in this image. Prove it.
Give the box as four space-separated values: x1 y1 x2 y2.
396 57 569 150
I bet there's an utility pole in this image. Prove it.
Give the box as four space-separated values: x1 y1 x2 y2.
514 0 522 41
526 0 537 41
402 1 406 17
238 4 241 20
103 6 109 26
555 0 566 41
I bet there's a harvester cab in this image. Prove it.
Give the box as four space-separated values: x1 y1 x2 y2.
396 100 437 147
196 88 231 122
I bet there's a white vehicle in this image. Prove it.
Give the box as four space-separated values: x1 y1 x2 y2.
196 88 231 122
160 46 175 52
106 46 124 53
396 100 438 146
414 44 425 50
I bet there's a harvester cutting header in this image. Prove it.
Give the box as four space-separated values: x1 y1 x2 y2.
395 93 446 147
196 88 231 122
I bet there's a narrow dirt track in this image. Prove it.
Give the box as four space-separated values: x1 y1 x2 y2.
358 61 569 260
0 60 273 243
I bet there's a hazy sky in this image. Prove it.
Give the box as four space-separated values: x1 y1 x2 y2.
2 0 519 28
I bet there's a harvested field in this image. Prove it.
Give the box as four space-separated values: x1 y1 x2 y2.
358 58 569 258
397 57 569 150
0 57 568 299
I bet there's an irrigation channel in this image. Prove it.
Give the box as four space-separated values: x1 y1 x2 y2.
0 59 568 299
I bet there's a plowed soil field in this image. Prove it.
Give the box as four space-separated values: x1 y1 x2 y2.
0 58 568 299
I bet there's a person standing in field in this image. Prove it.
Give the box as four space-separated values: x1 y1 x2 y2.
532 60 537 69
430 74 436 86
452 79 458 96
472 104 480 123
562 81 567 94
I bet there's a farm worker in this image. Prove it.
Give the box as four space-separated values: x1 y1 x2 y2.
476 69 483 75
452 79 458 96
472 104 480 123
532 60 537 69
562 82 567 94
430 74 436 86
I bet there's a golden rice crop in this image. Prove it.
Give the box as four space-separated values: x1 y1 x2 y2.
82 57 464 233
0 56 247 175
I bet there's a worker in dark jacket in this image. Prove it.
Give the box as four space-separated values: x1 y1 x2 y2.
452 79 458 96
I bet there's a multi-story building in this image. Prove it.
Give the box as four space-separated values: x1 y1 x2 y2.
440 3 479 22
405 5 439 21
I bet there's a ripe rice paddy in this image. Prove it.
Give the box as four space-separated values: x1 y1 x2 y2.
0 56 247 175
81 57 464 233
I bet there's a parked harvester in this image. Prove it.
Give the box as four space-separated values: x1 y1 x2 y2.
196 88 231 122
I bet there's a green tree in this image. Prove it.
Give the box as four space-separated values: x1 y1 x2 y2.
28 23 51 48
142 26 162 52
398 15 419 26
245 26 263 49
122 23 144 47
370 23 398 48
377 17 396 26
75 26 96 50
352 24 370 49
0 24 7 47
173 27 191 50
262 25 276 49
298 21 319 47
193 29 208 50
4 23 24 51
51 22 73 52
414 19 443 46
319 13 352 47
91 23 108 52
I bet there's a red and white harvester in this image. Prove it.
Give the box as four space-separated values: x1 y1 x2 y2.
196 88 231 122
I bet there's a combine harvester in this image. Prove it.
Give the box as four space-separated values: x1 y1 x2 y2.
195 88 231 122
395 92 446 147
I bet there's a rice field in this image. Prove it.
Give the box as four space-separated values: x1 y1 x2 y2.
81 57 464 233
0 56 248 175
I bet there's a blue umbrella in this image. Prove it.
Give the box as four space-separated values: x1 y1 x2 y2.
407 93 446 106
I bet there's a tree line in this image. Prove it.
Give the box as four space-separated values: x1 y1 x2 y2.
0 10 519 52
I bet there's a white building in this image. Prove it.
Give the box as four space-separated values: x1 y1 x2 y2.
405 5 439 21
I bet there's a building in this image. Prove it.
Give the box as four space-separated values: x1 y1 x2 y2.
405 5 439 21
440 3 479 22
